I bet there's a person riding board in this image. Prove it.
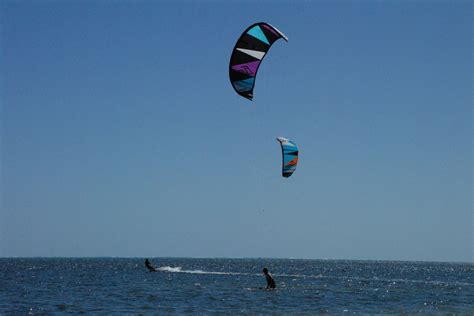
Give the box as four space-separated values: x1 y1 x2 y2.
145 258 157 272
262 267 276 289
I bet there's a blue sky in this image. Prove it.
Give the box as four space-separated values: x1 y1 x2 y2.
1 1 471 262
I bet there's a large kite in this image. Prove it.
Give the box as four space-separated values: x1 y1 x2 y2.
229 22 288 100
276 137 299 178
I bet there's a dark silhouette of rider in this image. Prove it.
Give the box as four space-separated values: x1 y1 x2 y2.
263 267 276 289
145 258 157 272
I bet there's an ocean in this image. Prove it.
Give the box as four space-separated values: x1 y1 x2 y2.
1 258 472 314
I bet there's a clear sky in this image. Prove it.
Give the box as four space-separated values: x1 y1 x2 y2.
1 1 472 262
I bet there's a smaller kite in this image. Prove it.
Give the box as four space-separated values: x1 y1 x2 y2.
276 137 299 178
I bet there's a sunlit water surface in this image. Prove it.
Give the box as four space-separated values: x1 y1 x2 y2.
1 258 472 314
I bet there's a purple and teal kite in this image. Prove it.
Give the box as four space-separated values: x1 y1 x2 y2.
229 22 288 100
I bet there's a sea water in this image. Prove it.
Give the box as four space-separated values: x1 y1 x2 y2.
1 258 472 314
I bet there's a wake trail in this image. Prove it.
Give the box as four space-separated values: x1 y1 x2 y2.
157 266 249 276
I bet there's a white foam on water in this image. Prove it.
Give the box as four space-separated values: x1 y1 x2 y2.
157 266 183 273
157 266 248 276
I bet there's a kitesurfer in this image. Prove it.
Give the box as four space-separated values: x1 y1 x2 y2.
145 258 157 272
262 267 276 289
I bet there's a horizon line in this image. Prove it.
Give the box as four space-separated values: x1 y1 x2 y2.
1 256 472 264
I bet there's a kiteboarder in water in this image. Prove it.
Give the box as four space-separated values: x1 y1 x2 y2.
145 258 157 272
263 268 276 289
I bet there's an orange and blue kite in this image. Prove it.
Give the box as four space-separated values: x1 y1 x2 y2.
276 137 299 178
